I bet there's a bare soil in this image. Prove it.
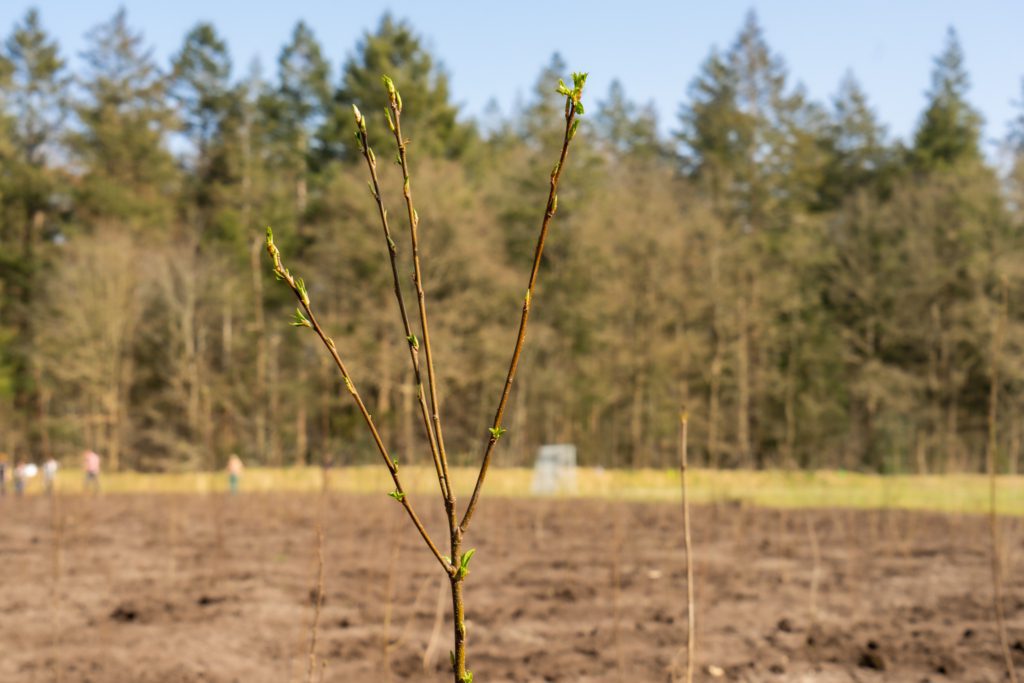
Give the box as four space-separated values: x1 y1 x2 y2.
1 491 1022 682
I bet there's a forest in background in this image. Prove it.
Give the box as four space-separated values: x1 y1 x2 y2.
2 8 1024 473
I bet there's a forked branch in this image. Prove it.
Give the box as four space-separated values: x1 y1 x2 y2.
352 104 448 503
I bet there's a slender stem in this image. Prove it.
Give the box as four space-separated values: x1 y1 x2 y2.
266 235 454 577
679 412 695 683
460 95 581 534
306 520 325 683
385 93 457 521
450 542 467 681
987 277 1018 683
354 109 448 501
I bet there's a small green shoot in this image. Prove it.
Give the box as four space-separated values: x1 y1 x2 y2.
295 277 309 305
458 548 476 579
291 308 311 328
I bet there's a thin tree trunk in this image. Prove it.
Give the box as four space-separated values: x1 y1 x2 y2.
630 374 645 468
268 334 281 467
708 341 722 468
378 330 393 418
222 300 233 377
401 383 414 463
946 398 959 472
512 374 529 465
296 365 309 466
220 300 236 456
736 298 751 466
296 129 308 217
783 352 796 467
1010 405 1020 475
251 237 268 463
105 388 119 471
32 363 51 460
914 430 928 475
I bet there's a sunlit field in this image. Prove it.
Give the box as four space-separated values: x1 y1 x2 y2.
39 466 1024 515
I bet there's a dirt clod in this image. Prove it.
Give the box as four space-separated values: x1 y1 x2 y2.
109 605 137 623
859 650 887 671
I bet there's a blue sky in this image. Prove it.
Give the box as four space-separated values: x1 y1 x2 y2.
2 1 1022 154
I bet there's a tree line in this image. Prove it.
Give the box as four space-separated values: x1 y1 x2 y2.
2 8 1023 473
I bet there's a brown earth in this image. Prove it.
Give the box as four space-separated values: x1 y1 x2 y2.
1 490 1022 682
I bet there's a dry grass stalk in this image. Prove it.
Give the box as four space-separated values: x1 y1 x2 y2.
268 71 588 682
49 489 64 683
305 520 325 683
677 411 696 683
987 277 1018 683
806 516 821 622
611 510 626 683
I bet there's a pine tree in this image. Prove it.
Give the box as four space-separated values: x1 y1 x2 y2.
275 21 331 147
818 71 897 209
678 11 828 465
71 8 178 232
912 28 982 170
259 21 331 220
594 79 665 160
171 22 232 164
170 22 243 246
326 13 474 161
0 8 70 459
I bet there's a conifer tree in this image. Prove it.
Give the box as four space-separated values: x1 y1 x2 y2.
260 21 331 219
912 28 983 170
72 8 178 232
170 22 242 246
326 13 474 161
818 72 897 208
678 11 827 465
0 8 70 459
595 79 664 160
171 22 233 166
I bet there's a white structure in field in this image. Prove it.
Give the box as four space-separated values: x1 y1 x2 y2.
531 444 577 495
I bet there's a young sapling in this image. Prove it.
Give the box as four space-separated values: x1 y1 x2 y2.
267 70 588 682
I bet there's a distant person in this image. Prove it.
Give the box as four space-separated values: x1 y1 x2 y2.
43 457 59 495
82 450 101 494
12 461 26 497
227 454 244 495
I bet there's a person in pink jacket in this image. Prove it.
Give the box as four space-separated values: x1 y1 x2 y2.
83 450 101 494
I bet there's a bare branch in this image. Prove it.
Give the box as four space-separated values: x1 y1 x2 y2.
460 73 588 534
383 77 456 518
352 103 448 502
265 227 454 577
